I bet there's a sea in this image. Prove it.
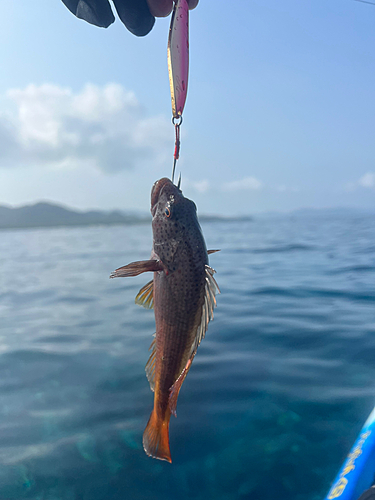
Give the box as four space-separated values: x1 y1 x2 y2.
0 212 374 500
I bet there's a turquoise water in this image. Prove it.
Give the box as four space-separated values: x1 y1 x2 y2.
0 214 374 499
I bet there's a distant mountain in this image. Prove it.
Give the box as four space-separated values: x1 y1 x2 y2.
0 201 252 230
256 207 375 219
290 207 375 217
0 202 150 229
199 214 253 223
2 201 373 230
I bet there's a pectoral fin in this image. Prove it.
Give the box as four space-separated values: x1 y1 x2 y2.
110 260 163 278
135 280 154 309
207 249 220 255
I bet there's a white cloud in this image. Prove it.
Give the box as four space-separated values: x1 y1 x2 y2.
222 176 262 191
183 178 210 193
275 184 300 193
345 172 375 192
0 83 170 173
358 172 375 189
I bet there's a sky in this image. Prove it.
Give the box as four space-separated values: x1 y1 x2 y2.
0 0 375 215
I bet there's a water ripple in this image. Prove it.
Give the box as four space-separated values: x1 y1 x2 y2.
0 217 374 500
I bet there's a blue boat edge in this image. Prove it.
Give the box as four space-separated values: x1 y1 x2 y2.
325 407 375 500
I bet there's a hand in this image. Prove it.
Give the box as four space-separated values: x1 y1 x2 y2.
62 0 199 36
147 0 198 17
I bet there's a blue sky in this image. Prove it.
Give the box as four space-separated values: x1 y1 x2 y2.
0 0 374 215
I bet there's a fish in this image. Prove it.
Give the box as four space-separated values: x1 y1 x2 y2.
110 177 220 463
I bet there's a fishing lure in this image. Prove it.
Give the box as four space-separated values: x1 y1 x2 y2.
167 0 189 183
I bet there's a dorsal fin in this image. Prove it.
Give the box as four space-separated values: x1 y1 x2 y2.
189 265 220 357
145 337 156 391
168 265 220 415
135 280 154 309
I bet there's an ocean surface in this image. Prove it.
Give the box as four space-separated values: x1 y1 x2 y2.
0 213 374 500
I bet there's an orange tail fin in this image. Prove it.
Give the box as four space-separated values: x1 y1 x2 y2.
143 409 172 463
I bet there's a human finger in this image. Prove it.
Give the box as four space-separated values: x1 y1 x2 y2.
62 0 115 28
112 0 155 35
146 0 173 17
188 0 199 10
147 0 199 18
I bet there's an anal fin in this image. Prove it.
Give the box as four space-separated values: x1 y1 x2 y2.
145 337 156 392
169 357 193 417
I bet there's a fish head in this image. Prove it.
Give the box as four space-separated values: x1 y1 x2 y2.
151 177 197 224
151 178 205 267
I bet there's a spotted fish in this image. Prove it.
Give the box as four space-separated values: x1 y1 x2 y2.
110 178 219 462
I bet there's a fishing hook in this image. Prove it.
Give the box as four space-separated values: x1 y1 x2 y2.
171 116 182 184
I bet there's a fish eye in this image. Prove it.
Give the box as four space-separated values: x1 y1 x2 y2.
165 206 171 218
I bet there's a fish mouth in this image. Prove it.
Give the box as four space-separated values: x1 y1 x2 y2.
151 178 178 214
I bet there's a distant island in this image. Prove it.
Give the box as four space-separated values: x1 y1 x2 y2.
0 202 252 230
